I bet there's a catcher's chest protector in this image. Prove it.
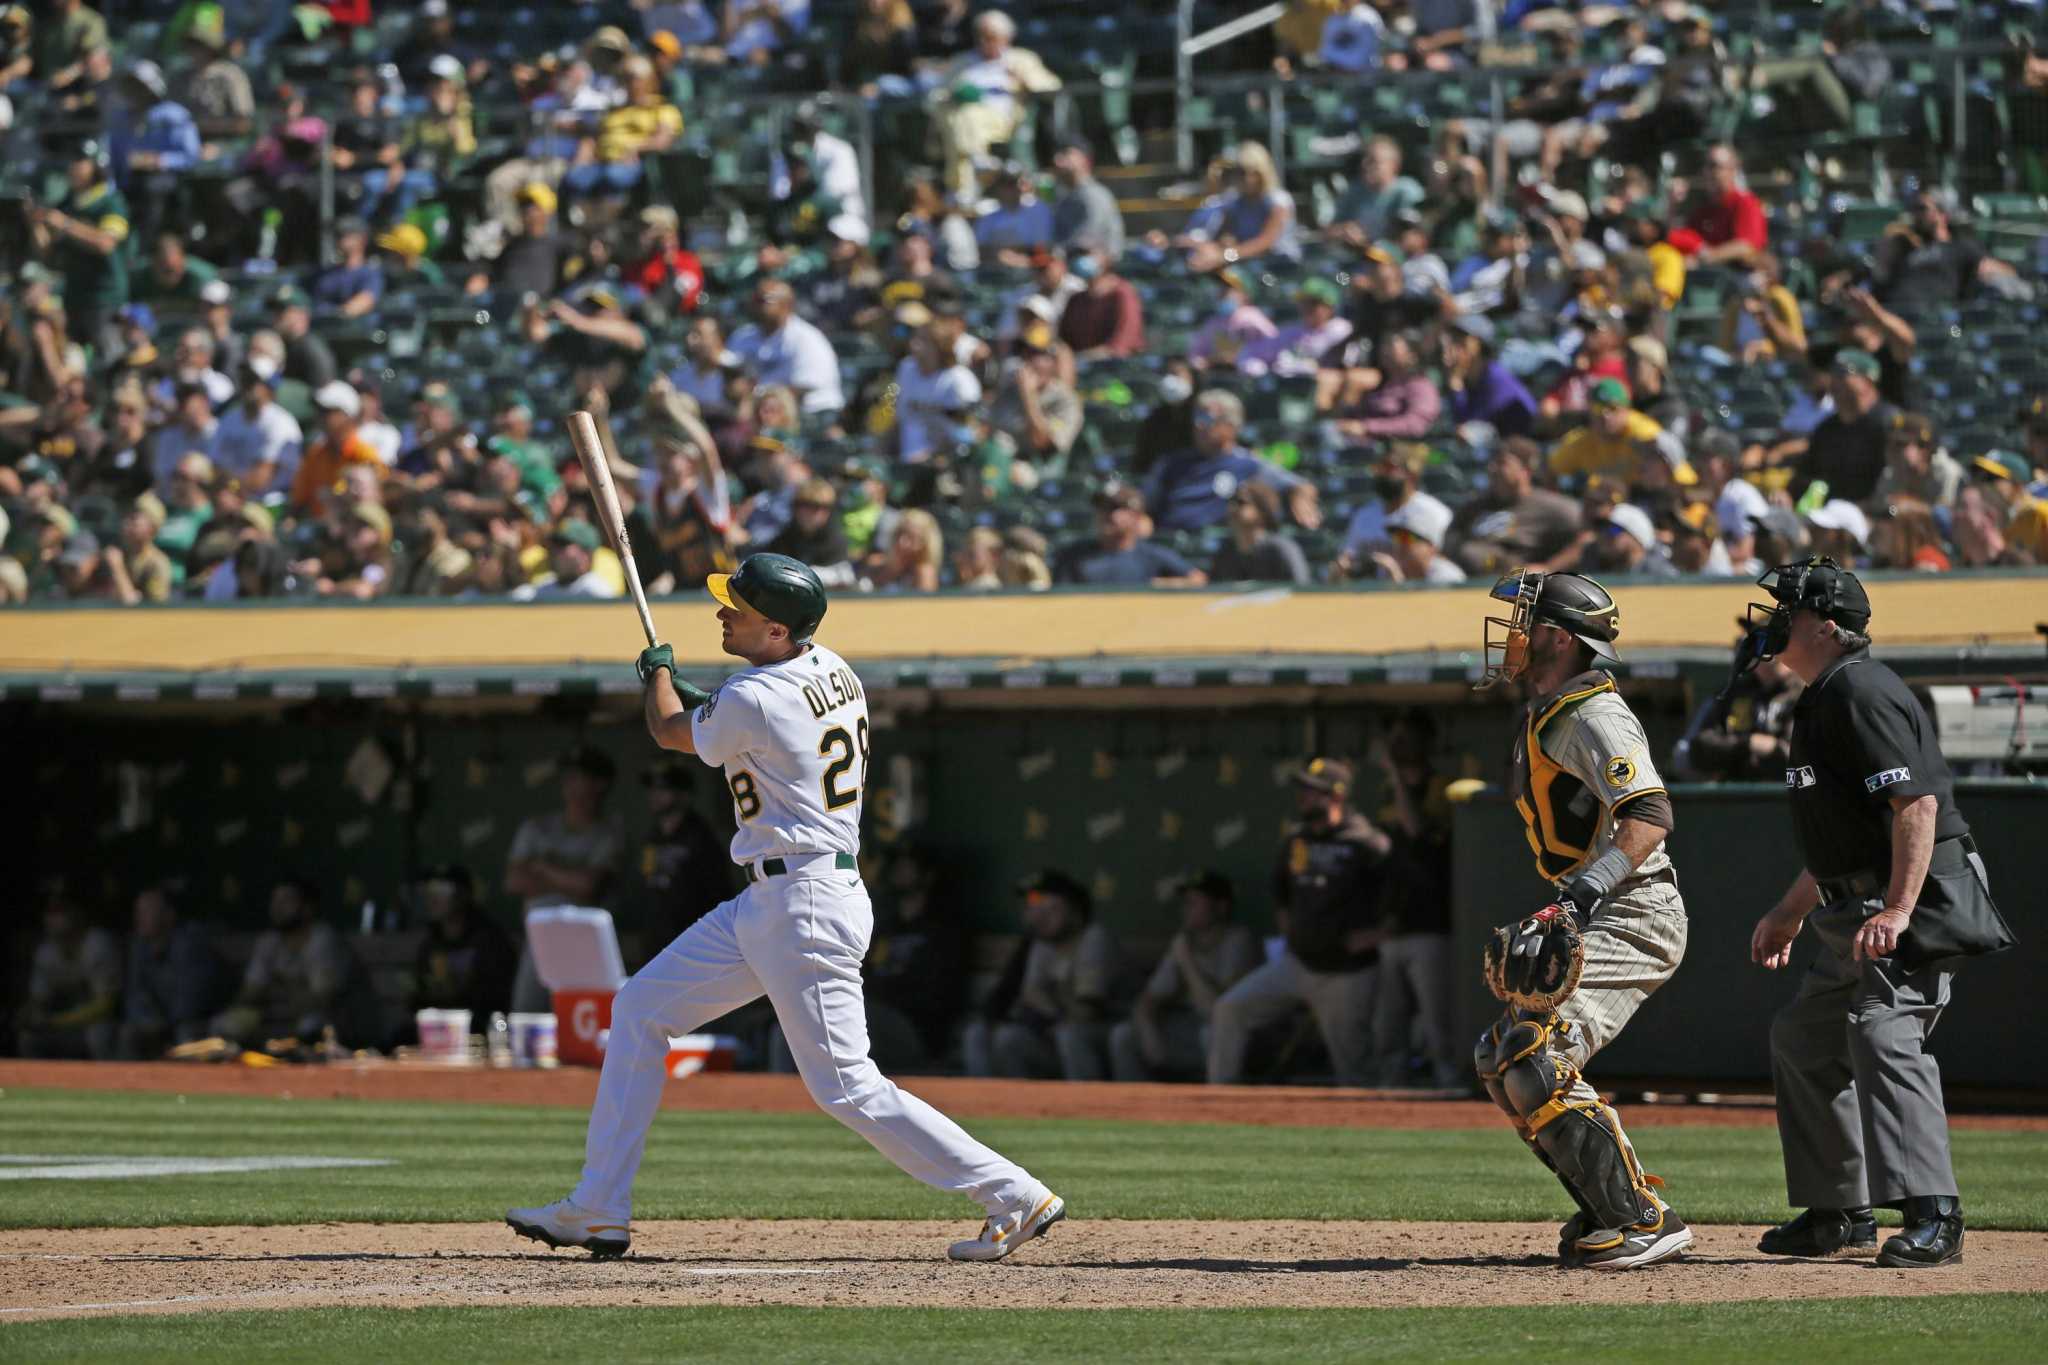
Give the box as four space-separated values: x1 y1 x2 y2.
1512 678 1615 882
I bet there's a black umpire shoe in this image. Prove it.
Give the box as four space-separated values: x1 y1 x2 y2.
1877 1196 1964 1268
1758 1207 1878 1257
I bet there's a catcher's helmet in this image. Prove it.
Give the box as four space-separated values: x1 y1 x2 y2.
1477 570 1621 688
708 552 828 641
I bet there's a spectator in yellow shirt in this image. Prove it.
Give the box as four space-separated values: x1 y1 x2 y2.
1970 449 2048 561
566 57 681 199
1719 254 1806 362
1620 200 1686 310
1549 378 1689 482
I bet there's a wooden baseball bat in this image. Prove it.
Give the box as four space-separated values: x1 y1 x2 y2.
565 409 659 647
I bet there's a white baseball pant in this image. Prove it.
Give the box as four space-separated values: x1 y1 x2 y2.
571 856 1042 1220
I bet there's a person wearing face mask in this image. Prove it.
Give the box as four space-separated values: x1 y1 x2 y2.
1189 268 1276 370
1334 441 1448 580
1745 558 2012 1269
1471 569 1694 1270
211 357 303 494
1133 361 1197 476
210 879 359 1048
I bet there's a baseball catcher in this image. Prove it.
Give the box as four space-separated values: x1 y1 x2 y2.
1471 571 1694 1270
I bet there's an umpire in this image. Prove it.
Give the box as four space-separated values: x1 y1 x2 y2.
1745 558 2015 1269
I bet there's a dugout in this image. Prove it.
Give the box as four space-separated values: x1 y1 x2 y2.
4 573 2043 1088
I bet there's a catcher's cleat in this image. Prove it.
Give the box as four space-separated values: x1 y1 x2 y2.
1557 1210 1597 1266
506 1198 631 1259
948 1191 1066 1263
1577 1208 1694 1271
1758 1206 1878 1258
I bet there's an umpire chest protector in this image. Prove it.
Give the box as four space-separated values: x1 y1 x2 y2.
1513 672 1626 882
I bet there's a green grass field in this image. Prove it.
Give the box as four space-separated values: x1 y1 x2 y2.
9 1299 2048 1364
4 1088 2046 1230
4 1087 2044 1362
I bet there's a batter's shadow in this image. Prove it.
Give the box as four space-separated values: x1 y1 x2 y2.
1064 1253 1550 1273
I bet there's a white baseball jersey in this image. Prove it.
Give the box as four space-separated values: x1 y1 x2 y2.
689 642 867 862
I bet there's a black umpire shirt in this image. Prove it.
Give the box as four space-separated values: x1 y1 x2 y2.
1272 812 1384 973
1785 648 1968 880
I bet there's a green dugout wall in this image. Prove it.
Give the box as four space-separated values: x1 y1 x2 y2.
1452 784 2043 1090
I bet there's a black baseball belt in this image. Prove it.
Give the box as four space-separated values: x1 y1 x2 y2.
744 852 857 883
1814 834 1976 906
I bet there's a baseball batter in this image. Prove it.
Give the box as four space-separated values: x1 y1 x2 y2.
508 553 1065 1262
1470 571 1694 1270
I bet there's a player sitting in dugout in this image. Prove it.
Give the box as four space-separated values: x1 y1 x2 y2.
971 870 1123 1081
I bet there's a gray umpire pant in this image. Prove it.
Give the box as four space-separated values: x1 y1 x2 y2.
1769 899 1958 1208
1208 950 1376 1086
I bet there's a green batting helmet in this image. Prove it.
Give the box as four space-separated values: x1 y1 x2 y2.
707 552 828 641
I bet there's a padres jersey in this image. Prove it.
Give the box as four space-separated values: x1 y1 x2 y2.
1510 670 1672 885
690 643 868 863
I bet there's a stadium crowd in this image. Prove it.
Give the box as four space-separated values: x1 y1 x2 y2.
3 0 2047 608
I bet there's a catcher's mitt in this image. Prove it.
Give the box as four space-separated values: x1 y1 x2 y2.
1483 903 1586 1010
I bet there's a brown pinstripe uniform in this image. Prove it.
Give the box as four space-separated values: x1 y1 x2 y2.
1476 668 1689 1241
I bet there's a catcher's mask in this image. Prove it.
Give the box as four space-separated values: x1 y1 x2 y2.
1476 570 1621 690
1742 555 1873 662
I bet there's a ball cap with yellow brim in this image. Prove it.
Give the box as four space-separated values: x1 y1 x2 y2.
706 552 828 641
1290 756 1353 795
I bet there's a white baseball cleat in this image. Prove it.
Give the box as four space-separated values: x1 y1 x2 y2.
506 1198 632 1260
948 1191 1066 1262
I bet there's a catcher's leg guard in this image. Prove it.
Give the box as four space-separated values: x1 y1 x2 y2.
1495 1013 1660 1232
1479 1013 1601 1236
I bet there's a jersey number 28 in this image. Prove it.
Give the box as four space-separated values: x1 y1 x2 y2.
819 719 871 811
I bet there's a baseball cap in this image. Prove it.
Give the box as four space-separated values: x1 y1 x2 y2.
375 222 428 257
117 301 157 331
1016 868 1091 912
1749 506 1807 548
641 760 694 791
1971 449 2033 484
1094 481 1145 513
561 744 616 781
1290 756 1353 795
348 500 393 543
1888 412 1936 446
551 520 602 552
1627 335 1668 376
1176 869 1234 903
1295 277 1341 308
1548 189 1590 222
825 213 870 245
1449 314 1496 346
271 284 310 310
1017 294 1058 323
199 279 232 307
518 181 559 214
58 531 100 568
127 59 168 100
312 380 361 417
1360 242 1406 268
1590 377 1631 408
1605 503 1657 549
427 53 465 84
1386 497 1452 549
334 214 370 240
1832 347 1881 381
1805 498 1871 547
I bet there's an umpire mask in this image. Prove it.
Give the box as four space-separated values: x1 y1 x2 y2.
1743 555 1873 662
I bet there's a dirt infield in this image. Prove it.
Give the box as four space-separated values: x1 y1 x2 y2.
6 1060 2045 1131
3 1219 2043 1320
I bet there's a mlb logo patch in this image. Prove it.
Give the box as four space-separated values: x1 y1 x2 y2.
1785 766 1816 789
1865 766 1910 793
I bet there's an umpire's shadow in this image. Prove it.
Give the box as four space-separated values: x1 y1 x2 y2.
1066 1253 1547 1273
